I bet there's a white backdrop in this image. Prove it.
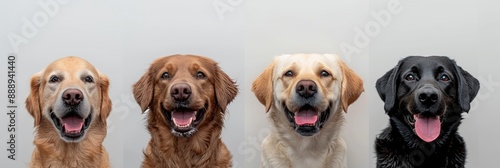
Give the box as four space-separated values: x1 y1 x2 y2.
244 0 370 167
368 0 500 167
1 1 127 167
0 1 243 168
0 0 499 168
119 1 244 167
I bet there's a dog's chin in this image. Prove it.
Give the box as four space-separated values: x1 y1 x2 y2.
162 104 207 138
405 110 445 143
283 103 331 137
49 109 92 143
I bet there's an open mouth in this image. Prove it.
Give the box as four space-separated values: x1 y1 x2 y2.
284 104 331 136
406 112 444 143
50 110 91 141
162 103 206 137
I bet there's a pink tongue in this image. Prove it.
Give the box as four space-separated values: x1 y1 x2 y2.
61 116 84 133
414 114 441 142
172 111 196 126
294 109 318 126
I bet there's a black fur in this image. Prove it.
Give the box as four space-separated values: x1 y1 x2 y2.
375 56 479 168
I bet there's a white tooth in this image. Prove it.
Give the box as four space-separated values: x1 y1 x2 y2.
173 118 178 126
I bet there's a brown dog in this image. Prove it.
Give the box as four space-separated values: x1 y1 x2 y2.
25 56 112 168
133 55 238 168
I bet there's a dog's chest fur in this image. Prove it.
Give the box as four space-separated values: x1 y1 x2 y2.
375 124 466 168
287 138 346 168
263 106 347 168
30 120 109 168
143 139 231 168
142 116 231 168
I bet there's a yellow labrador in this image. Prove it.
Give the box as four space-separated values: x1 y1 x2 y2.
252 54 363 168
25 56 112 168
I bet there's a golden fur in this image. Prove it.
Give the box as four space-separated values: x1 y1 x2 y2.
133 55 237 168
252 54 363 168
25 56 112 168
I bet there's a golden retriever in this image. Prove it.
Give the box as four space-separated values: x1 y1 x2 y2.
252 54 363 168
25 56 112 168
133 55 238 168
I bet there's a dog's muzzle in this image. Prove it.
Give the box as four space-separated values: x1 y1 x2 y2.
411 84 445 142
51 89 92 142
283 80 332 136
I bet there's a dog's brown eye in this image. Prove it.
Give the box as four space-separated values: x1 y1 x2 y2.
440 74 450 81
161 72 171 79
284 70 293 77
320 70 330 77
49 75 60 83
196 71 206 79
85 76 94 83
405 74 416 81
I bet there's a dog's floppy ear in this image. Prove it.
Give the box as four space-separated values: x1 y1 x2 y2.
214 65 238 110
339 60 364 112
99 73 112 122
453 62 480 112
252 62 275 112
376 59 403 113
25 72 42 126
133 69 154 113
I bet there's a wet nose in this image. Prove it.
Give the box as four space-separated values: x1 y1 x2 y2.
62 89 83 106
296 80 317 98
171 83 192 101
417 87 439 107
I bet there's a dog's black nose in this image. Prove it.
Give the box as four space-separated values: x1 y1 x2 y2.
63 89 83 106
171 83 191 101
417 87 439 107
296 80 317 98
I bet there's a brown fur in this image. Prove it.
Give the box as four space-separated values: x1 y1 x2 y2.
252 54 364 168
133 55 237 168
25 56 112 168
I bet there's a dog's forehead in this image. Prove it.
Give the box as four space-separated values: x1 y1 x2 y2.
402 56 455 72
44 57 98 77
157 55 214 72
274 54 340 73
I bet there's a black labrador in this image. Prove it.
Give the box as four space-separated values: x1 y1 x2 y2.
375 56 480 168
